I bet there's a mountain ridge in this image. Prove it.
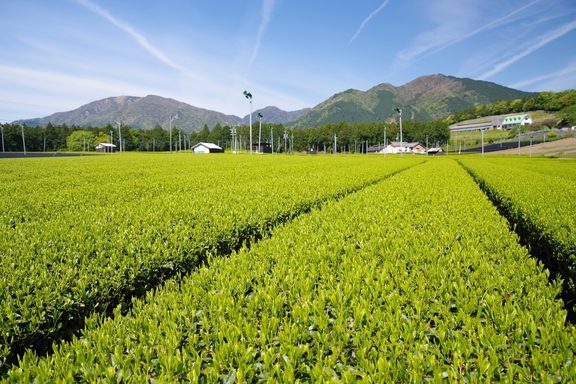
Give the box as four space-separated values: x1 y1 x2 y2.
13 74 538 131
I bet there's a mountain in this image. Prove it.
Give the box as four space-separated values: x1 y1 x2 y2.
14 95 243 133
240 106 310 125
288 74 538 127
14 74 537 130
15 95 309 133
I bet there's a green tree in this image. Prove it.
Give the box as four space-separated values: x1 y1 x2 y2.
66 130 95 151
196 124 210 142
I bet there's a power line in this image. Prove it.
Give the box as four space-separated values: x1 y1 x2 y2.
0 99 60 109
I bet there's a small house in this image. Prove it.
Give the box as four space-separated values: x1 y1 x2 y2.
192 142 224 154
95 143 116 152
427 147 444 156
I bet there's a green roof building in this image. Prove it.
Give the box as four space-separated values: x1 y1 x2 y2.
501 114 532 129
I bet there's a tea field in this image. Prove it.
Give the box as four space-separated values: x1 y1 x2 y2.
1 153 575 381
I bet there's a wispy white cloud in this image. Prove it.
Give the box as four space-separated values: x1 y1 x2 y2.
247 0 277 75
509 60 576 90
73 0 196 77
350 0 391 43
416 0 541 62
0 64 155 97
478 19 576 80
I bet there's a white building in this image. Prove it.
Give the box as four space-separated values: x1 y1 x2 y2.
500 114 532 130
192 142 224 154
383 142 426 154
95 143 116 152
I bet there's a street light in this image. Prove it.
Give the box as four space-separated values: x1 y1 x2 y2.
394 108 403 156
169 114 178 154
258 113 263 153
243 91 253 154
116 121 122 154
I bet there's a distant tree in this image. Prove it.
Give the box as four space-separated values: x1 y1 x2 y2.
508 99 524 113
558 105 576 126
523 98 535 112
94 132 109 145
67 130 95 151
196 124 210 142
491 100 510 115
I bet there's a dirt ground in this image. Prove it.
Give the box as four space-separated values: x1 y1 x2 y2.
486 136 576 158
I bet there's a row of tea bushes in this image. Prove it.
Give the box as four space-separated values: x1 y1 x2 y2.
7 159 574 382
0 154 421 370
459 158 576 308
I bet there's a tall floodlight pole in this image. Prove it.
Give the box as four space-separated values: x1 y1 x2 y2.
283 128 288 154
258 113 263 153
116 122 123 154
394 108 403 156
243 91 253 154
21 125 26 155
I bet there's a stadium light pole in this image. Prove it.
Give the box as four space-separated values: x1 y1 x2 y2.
243 91 253 154
258 113 263 153
116 121 123 154
169 114 178 154
394 108 403 156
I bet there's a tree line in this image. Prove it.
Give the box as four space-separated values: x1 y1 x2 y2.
448 89 576 126
0 119 450 153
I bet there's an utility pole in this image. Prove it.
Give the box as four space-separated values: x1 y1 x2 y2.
258 113 263 153
334 133 337 154
21 125 26 155
116 122 122 154
169 114 178 154
384 126 387 157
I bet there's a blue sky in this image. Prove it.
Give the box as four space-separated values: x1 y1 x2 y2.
1 0 576 123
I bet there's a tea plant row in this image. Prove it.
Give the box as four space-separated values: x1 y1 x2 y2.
0 154 421 370
459 157 576 309
6 159 574 382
